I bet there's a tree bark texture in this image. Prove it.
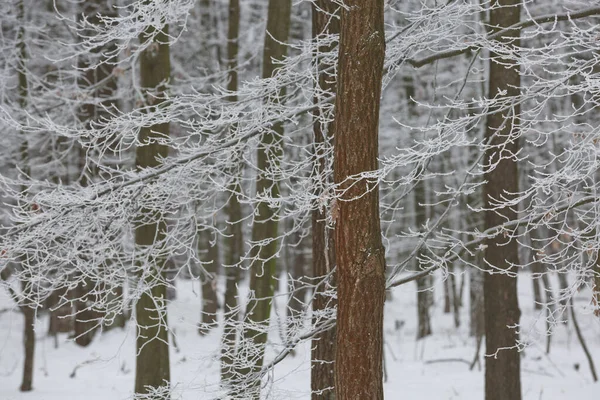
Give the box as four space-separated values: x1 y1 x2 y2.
220 0 242 383
237 0 291 396
134 20 171 397
483 1 522 399
311 3 339 398
333 1 386 399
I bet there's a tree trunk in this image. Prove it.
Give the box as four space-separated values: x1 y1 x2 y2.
470 267 485 338
199 229 220 335
74 0 120 344
220 0 242 383
310 3 339 398
16 0 35 391
444 278 452 313
286 229 308 334
20 291 35 392
450 266 461 328
73 279 100 347
414 177 432 339
483 1 522 399
134 18 171 397
236 0 291 396
333 1 386 399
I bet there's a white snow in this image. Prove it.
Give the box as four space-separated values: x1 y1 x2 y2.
1 273 599 399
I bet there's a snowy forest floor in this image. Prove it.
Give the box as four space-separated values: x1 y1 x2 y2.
1 272 599 399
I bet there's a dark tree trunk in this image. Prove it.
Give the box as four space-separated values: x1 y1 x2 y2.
450 266 461 328
199 229 220 335
220 0 242 383
134 18 171 397
483 1 522 399
73 280 100 347
333 1 386 399
16 0 35 391
236 0 291 397
444 278 452 313
414 177 432 339
470 267 485 338
74 0 120 343
532 265 543 310
310 6 339 399
20 293 35 392
286 230 309 334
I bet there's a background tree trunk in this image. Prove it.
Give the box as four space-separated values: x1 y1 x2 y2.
134 19 171 397
220 0 242 383
483 1 522 399
236 0 291 396
414 175 432 339
310 3 339 398
16 0 35 391
199 229 220 335
333 1 386 398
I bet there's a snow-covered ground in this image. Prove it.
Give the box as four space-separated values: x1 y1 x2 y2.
1 273 599 399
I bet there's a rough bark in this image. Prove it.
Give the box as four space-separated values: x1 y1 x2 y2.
236 0 291 396
333 1 386 399
483 1 522 399
310 5 339 399
134 19 171 397
220 0 242 382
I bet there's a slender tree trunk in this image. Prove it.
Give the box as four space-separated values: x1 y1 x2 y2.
333 1 386 399
134 18 171 397
532 265 543 310
236 0 291 396
414 176 432 339
220 0 242 383
310 4 339 398
74 0 120 344
483 1 522 399
470 267 485 338
286 230 308 333
444 278 452 313
199 229 220 335
450 266 461 328
16 0 35 391
20 297 35 392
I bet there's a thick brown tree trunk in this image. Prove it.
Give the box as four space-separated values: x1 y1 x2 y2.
310 7 339 399
333 1 386 399
134 19 171 397
483 1 522 399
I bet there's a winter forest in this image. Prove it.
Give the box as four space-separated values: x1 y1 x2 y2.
2 0 600 399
